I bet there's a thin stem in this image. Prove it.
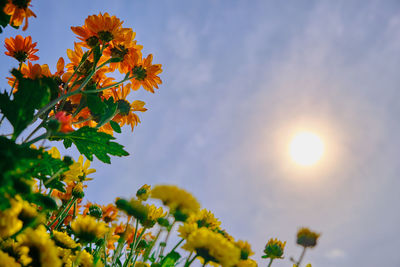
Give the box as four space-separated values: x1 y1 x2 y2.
142 227 162 262
170 238 184 253
48 197 74 229
112 217 131 265
184 254 197 267
23 132 47 146
267 258 274 267
296 247 307 267
159 220 176 259
83 76 133 94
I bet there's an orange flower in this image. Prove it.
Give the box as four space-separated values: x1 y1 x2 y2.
7 61 51 92
4 35 39 62
130 54 162 93
4 0 36 31
71 13 128 46
101 204 119 223
109 83 147 131
55 111 74 133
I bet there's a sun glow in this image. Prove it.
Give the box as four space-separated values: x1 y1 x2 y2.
289 131 324 166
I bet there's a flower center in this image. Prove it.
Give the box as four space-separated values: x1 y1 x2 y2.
132 66 147 81
110 45 129 59
13 50 28 62
98 31 114 43
85 36 99 48
12 0 29 9
117 99 131 116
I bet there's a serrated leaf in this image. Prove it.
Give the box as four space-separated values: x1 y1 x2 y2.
109 120 121 133
50 126 129 163
0 75 51 139
160 251 181 267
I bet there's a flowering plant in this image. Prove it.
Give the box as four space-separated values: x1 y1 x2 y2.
0 2 319 267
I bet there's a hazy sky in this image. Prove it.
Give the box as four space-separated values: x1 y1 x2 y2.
1 1 400 266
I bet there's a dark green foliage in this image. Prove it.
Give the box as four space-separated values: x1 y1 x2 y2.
50 126 128 163
0 136 68 210
0 72 59 140
0 0 10 33
109 120 121 133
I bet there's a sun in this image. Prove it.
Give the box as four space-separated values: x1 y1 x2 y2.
289 131 324 166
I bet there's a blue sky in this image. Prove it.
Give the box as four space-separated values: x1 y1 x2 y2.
1 1 400 266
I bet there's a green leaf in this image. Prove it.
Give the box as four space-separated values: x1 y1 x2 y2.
160 251 181 267
86 94 106 116
93 45 102 66
96 97 118 128
109 120 121 133
27 193 58 210
0 75 51 139
50 126 129 163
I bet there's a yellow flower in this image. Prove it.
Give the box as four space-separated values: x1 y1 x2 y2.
297 227 320 248
0 250 20 267
47 147 61 159
237 259 258 267
71 249 97 267
135 262 150 267
182 228 241 266
17 225 61 267
187 209 221 231
3 0 36 31
63 156 96 183
0 198 23 239
151 185 200 221
136 184 151 201
71 216 108 243
262 238 286 260
4 35 39 62
178 222 198 239
52 230 79 249
141 204 166 228
235 240 254 260
0 239 31 266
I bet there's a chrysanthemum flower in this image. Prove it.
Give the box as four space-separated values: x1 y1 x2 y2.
296 227 320 248
71 216 108 243
0 239 31 266
130 54 162 93
54 111 74 133
141 204 166 228
4 35 38 62
187 209 221 231
71 13 128 45
17 225 61 267
237 259 258 267
52 231 79 249
7 61 52 93
182 228 241 266
235 240 254 260
151 185 200 221
0 198 23 239
0 250 20 267
262 238 286 260
4 0 36 31
101 203 119 223
136 184 151 201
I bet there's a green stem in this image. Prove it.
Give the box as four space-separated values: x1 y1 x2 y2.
83 75 133 94
184 254 197 267
143 227 162 262
267 258 274 267
296 247 307 267
53 197 76 230
112 217 131 265
170 238 184 253
48 198 74 229
158 220 176 259
23 132 47 146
